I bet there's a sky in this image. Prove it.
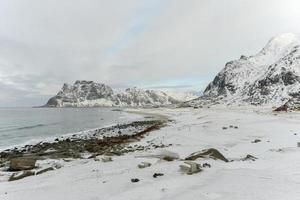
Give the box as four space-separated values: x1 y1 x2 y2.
1 0 300 106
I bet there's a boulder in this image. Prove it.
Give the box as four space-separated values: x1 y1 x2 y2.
9 158 37 171
153 173 164 178
138 162 151 169
202 163 211 168
131 178 140 183
185 148 228 162
251 139 261 143
274 104 288 112
241 154 258 161
159 150 180 161
101 156 112 162
179 161 202 175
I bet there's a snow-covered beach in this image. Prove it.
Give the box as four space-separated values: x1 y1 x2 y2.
1 107 300 200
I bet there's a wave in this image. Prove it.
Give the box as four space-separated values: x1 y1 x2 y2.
0 124 46 132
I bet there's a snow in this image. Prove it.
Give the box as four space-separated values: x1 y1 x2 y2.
1 107 300 200
192 33 300 108
163 90 200 102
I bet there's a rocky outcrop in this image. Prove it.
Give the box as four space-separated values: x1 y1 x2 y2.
45 81 182 107
188 33 300 110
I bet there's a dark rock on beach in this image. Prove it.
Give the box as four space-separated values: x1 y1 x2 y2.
131 178 140 183
153 173 164 178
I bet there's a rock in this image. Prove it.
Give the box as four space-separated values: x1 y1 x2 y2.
179 161 202 175
240 55 247 60
153 173 164 178
104 151 122 156
101 156 112 162
202 163 211 168
185 148 228 162
274 104 288 112
252 139 261 143
222 127 228 130
241 154 258 161
9 158 37 171
234 126 238 129
9 170 35 181
138 162 151 169
162 156 176 162
126 138 140 143
131 178 140 183
36 167 55 175
159 150 180 161
53 163 63 169
65 138 71 142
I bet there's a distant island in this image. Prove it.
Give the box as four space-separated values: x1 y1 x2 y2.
44 80 199 107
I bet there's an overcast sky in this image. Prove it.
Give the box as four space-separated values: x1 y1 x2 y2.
1 0 300 106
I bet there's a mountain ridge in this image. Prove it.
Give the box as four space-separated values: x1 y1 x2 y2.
188 33 300 110
45 80 198 107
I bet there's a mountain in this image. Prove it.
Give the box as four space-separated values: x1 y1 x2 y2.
45 81 182 107
188 33 300 110
163 90 201 102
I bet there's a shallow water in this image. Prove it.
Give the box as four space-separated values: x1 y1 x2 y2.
0 107 141 150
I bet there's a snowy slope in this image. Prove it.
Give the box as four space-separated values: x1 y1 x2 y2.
45 81 182 107
189 33 300 109
115 87 179 107
163 90 200 102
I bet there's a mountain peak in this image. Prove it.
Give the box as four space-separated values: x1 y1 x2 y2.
259 33 300 57
269 33 299 45
188 33 300 109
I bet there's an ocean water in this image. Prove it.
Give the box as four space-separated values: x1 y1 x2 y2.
0 107 142 150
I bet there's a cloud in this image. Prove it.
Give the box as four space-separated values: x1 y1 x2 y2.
1 0 300 106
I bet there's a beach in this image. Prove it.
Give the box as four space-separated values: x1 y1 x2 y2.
1 107 300 200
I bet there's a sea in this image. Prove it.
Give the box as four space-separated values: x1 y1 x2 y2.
0 107 142 150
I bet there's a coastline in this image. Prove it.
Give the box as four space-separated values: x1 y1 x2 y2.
0 108 147 152
1 107 300 199
0 109 169 182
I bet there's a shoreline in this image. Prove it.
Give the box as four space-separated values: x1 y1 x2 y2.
0 108 150 152
0 109 169 182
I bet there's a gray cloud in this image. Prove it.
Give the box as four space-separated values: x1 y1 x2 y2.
1 0 300 106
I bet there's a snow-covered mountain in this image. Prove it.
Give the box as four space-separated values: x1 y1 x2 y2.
45 81 182 107
188 33 300 110
163 90 200 102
